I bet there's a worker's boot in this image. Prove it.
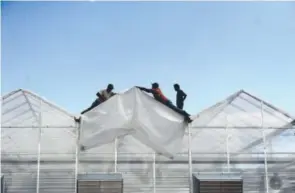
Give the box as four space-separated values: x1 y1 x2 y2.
184 116 192 123
74 117 81 123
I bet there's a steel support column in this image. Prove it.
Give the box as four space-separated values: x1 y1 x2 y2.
188 124 193 193
261 101 269 193
226 115 230 173
114 138 118 173
153 153 156 193
36 98 42 193
74 122 80 193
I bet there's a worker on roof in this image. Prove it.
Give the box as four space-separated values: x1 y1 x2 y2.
137 83 192 123
74 84 116 123
174 84 187 110
80 84 116 115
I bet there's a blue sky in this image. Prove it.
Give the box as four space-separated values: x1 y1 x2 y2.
2 1 295 115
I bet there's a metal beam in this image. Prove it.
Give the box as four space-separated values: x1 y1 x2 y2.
74 123 80 193
2 89 22 100
1 125 76 128
4 125 291 130
1 109 32 125
3 152 295 156
2 159 293 164
23 90 39 123
239 94 289 124
237 121 294 153
153 153 156 193
242 90 294 120
191 90 243 139
188 124 193 193
261 101 269 193
22 90 75 118
226 115 230 173
36 98 42 193
1 101 28 116
191 126 292 129
114 138 118 173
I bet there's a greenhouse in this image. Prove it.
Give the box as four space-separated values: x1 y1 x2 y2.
1 87 295 193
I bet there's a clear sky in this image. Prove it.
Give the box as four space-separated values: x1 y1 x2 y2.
2 1 295 115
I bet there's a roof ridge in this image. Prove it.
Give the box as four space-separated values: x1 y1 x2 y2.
2 88 74 118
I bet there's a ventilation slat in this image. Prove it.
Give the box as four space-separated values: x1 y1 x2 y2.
199 181 243 193
77 174 123 193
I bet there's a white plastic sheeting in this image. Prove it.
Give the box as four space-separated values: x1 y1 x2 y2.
79 87 186 159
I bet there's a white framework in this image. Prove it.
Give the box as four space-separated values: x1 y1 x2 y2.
1 89 295 193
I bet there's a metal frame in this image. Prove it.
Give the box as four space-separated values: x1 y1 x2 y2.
36 98 42 193
1 126 76 128
2 125 293 129
114 138 118 173
2 89 75 118
226 115 230 173
74 122 80 193
188 123 193 193
153 153 156 193
261 101 269 193
2 88 295 193
3 158 294 164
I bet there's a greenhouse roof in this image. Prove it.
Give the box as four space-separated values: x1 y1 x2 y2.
184 89 294 153
1 89 77 160
1 88 295 193
1 88 294 163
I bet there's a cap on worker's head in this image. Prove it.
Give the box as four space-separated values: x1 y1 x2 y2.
151 82 159 88
107 84 114 90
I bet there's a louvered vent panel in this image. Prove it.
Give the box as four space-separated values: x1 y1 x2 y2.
193 174 243 193
200 181 243 193
77 174 123 193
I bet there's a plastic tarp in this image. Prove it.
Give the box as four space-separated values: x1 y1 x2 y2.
79 87 187 158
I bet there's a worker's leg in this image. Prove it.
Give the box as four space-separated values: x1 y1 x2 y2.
165 101 190 117
81 99 101 114
177 101 184 110
164 100 192 122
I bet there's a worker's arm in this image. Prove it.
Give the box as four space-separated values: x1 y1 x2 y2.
96 91 106 101
136 86 153 93
182 90 187 101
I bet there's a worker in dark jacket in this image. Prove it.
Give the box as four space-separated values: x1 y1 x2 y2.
137 83 192 123
174 84 187 110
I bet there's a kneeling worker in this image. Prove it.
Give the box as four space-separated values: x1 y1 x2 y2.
80 84 116 114
75 84 116 122
137 83 192 123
